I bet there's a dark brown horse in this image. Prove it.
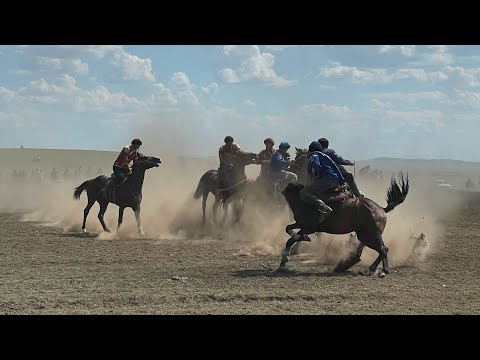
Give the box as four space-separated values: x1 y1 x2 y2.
193 152 257 224
277 172 409 277
73 155 161 235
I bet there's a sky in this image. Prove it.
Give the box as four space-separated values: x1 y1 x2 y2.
0 45 479 161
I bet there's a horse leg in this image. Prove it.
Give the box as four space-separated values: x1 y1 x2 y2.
97 201 110 233
82 200 95 233
201 192 208 225
334 242 365 273
361 233 389 277
380 237 390 275
134 205 145 236
277 228 314 272
117 206 125 233
212 196 221 223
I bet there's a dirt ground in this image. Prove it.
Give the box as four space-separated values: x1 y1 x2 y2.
1 205 478 315
1 149 479 314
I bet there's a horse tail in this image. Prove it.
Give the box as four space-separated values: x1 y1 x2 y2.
194 170 216 199
384 172 409 213
73 180 92 200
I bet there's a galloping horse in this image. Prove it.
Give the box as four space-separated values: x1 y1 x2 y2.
278 172 409 278
193 152 257 224
73 155 161 235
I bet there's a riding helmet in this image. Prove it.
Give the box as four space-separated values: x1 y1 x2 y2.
309 141 322 152
318 138 329 148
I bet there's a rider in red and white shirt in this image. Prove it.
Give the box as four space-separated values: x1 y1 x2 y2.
112 138 142 184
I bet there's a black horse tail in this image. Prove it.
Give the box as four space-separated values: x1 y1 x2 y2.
194 170 216 199
384 172 409 213
73 180 92 200
194 172 209 199
193 180 204 199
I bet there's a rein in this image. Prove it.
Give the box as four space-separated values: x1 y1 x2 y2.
213 178 248 193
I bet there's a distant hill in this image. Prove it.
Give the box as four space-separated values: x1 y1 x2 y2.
355 157 480 174
2 148 480 179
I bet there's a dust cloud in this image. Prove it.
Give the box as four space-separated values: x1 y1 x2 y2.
0 138 473 272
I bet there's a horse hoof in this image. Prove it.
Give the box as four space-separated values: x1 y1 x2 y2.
358 269 372 276
378 271 386 278
82 229 87 234
275 265 289 273
139 232 146 237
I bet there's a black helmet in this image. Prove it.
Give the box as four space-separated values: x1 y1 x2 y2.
309 141 322 152
318 137 329 148
224 136 234 143
131 138 143 146
264 137 274 145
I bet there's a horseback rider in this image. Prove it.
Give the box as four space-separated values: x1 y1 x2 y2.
257 137 275 181
318 137 365 197
268 141 298 192
218 136 242 189
112 138 143 186
299 141 346 222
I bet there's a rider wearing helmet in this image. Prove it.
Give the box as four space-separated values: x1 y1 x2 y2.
299 141 346 222
218 136 242 188
268 141 298 192
257 137 275 181
318 137 364 197
112 138 143 185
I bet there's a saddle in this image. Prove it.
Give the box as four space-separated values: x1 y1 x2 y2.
319 184 351 206
109 173 127 187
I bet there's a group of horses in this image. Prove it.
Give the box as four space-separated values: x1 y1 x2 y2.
72 149 409 277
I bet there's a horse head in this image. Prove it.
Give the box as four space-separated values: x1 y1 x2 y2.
133 155 162 172
295 147 308 160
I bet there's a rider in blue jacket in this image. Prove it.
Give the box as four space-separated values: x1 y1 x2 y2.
318 137 364 197
268 141 298 192
299 141 346 222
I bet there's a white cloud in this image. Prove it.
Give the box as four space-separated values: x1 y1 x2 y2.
244 99 256 107
381 109 447 131
370 91 449 103
13 75 142 112
265 45 298 51
111 50 155 81
430 66 478 88
170 72 199 106
218 68 240 83
300 103 353 118
319 63 479 88
319 64 391 83
152 82 178 106
201 82 219 96
220 45 296 87
369 99 392 110
427 45 449 53
8 69 31 76
36 57 89 75
378 45 415 57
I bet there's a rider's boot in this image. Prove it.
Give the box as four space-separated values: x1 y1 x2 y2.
349 179 365 197
300 191 333 222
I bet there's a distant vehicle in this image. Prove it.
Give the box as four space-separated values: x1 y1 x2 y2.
435 179 452 189
32 156 41 162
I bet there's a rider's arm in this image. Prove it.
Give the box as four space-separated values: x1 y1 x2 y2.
310 155 323 178
328 149 352 166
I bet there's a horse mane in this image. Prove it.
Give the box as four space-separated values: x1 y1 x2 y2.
295 147 308 159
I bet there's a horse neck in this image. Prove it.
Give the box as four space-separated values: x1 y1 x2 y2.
128 167 146 193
